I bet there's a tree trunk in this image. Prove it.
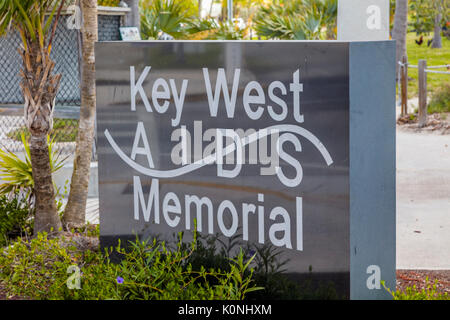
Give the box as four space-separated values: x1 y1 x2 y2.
431 13 442 48
19 40 62 234
30 135 62 233
63 0 98 229
392 0 408 76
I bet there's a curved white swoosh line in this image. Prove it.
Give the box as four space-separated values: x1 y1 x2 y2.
104 124 333 179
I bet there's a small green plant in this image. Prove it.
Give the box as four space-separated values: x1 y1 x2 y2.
428 83 450 114
181 231 339 300
382 279 450 300
183 18 247 40
0 232 261 300
253 0 337 40
0 133 67 200
55 179 70 219
140 0 196 39
98 0 120 7
0 193 32 247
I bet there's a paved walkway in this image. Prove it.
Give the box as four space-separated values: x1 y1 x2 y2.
396 128 450 269
85 198 99 225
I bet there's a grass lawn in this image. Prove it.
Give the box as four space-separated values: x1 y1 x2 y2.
405 32 450 99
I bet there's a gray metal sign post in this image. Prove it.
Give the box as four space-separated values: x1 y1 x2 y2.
338 0 390 41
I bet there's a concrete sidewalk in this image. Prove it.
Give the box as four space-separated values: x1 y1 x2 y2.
396 128 450 269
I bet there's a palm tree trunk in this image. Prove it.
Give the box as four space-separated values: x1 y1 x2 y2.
392 0 408 76
64 0 98 228
431 13 442 48
20 40 62 234
30 135 62 233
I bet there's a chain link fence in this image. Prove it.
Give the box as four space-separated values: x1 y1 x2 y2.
0 14 122 155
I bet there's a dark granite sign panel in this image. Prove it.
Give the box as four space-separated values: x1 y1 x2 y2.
96 41 395 299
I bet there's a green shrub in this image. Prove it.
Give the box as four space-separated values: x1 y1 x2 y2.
0 194 32 247
253 0 337 40
382 279 450 300
181 233 340 300
139 0 247 40
428 83 450 114
140 0 196 39
98 0 120 7
0 232 261 300
0 133 67 200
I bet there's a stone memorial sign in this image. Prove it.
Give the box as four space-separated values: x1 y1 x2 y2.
96 41 396 299
338 0 390 41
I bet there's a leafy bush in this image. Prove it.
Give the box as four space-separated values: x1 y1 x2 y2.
253 0 337 40
0 194 32 247
382 280 450 300
140 0 197 39
0 133 67 199
139 0 248 40
181 232 340 300
408 0 450 36
98 0 120 7
0 232 261 300
428 83 450 114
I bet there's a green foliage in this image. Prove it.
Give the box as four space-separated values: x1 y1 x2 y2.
185 18 247 40
247 244 339 300
409 0 435 35
98 0 119 7
139 0 248 41
180 232 339 300
382 279 450 300
0 0 64 50
140 0 197 39
0 133 67 198
0 193 32 247
0 229 344 300
0 232 261 300
206 20 247 40
0 232 80 298
409 0 449 36
428 83 450 114
253 0 337 40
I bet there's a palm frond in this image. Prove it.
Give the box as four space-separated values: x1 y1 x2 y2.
0 133 67 196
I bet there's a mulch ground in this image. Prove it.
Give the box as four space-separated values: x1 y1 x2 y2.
397 112 450 134
396 270 450 295
0 270 449 300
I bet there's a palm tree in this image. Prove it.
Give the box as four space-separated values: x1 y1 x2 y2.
63 0 98 228
0 0 67 233
392 0 408 75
